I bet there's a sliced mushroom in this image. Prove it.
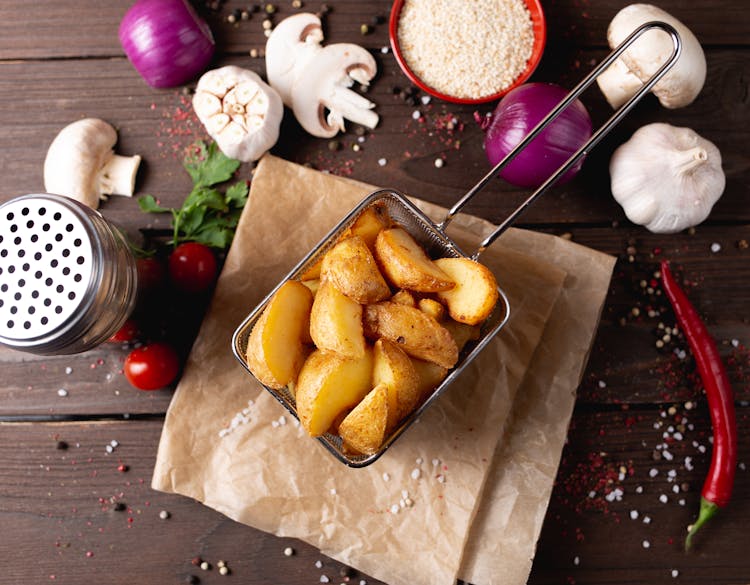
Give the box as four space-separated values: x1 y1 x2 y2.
597 4 706 109
265 12 324 104
193 65 284 162
43 118 142 210
266 13 379 138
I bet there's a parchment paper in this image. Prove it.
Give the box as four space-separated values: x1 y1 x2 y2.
152 155 615 585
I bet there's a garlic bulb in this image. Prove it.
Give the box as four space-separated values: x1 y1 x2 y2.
193 66 283 163
610 123 725 233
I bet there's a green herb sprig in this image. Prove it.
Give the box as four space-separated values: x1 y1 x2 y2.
138 141 248 249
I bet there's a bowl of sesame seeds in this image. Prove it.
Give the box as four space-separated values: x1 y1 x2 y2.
389 0 546 104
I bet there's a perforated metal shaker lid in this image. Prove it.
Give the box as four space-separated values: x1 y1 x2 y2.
0 193 138 355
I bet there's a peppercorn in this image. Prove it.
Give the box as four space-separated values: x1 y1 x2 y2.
371 15 385 26
319 3 331 14
360 24 371 35
339 565 356 578
354 126 366 137
262 18 273 29
186 576 200 585
328 140 341 151
292 0 303 7
240 9 251 20
113 502 127 512
265 3 276 13
191 557 202 567
56 440 69 450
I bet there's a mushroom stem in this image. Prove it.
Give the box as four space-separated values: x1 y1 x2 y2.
597 57 644 109
98 154 142 197
325 87 379 129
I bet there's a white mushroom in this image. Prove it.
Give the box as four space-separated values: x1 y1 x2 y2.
265 12 324 104
43 118 142 210
193 65 284 162
266 13 379 138
596 4 706 109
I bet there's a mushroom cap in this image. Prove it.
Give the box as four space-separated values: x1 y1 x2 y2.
606 4 706 109
265 12 325 105
290 43 377 138
43 118 118 209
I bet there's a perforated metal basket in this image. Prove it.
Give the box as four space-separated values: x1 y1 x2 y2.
232 22 682 466
0 193 138 355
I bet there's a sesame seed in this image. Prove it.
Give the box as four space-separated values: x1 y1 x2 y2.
219 567 229 576
200 562 210 571
390 504 399 514
573 556 580 566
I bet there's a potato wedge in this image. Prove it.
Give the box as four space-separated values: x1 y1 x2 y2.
418 298 445 321
390 289 416 307
434 257 499 325
375 228 455 292
295 348 374 437
300 278 320 298
442 319 481 352
338 383 389 455
321 235 391 303
341 204 390 250
373 338 420 429
363 301 458 368
299 258 322 281
310 280 366 359
246 280 314 389
410 358 449 399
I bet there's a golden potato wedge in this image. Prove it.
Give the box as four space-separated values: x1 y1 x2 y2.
442 319 481 352
434 257 499 325
390 289 416 307
373 338 420 429
300 278 320 298
295 348 374 437
418 298 445 321
299 258 322 281
375 228 455 292
410 358 449 399
338 383 389 455
363 301 458 368
246 280 314 389
320 235 391 303
310 280 366 359
341 204 390 250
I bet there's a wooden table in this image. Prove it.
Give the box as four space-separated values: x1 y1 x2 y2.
1 1 748 584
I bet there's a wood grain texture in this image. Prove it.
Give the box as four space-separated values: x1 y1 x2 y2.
0 1 748 584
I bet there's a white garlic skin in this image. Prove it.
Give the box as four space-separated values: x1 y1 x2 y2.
610 123 725 234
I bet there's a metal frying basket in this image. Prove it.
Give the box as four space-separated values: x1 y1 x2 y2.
232 22 682 467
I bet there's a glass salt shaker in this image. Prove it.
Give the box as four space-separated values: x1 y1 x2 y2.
0 193 138 355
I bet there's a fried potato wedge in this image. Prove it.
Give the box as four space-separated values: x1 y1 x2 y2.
246 280 314 389
300 278 320 298
375 228 455 292
410 358 449 399
296 348 374 437
434 257 499 325
373 338 420 429
321 235 391 303
390 289 416 307
363 301 458 368
338 383 389 455
299 258 322 281
418 298 446 321
442 319 481 352
341 204 390 250
310 280 366 359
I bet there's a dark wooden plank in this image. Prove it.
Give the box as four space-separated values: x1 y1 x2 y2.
1 409 747 585
0 48 747 233
0 1 747 60
0 420 385 585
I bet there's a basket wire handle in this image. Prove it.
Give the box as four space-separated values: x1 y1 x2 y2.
435 21 682 260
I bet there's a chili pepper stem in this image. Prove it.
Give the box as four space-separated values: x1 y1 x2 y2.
685 497 720 551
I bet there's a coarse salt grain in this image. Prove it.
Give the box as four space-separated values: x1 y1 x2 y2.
397 0 534 99
411 468 421 480
659 494 669 504
635 485 644 494
642 540 651 549
315 560 323 569
57 388 68 397
434 158 444 168
573 556 580 566
630 510 639 520
671 569 679 578
378 158 387 166
643 515 651 524
382 472 390 482
284 547 294 557
649 468 659 478
320 576 330 583
710 242 721 253
65 367 73 374
412 110 421 120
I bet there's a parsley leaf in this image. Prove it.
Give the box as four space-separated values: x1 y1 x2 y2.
138 141 249 249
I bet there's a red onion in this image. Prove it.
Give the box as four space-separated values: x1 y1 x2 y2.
119 0 215 88
482 82 593 189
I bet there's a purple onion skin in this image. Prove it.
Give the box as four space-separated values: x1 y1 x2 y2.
484 83 593 189
119 0 215 88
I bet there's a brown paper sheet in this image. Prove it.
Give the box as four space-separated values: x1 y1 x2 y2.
152 155 615 585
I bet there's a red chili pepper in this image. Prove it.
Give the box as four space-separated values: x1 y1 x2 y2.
660 261 737 551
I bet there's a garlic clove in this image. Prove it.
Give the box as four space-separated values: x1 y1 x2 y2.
246 92 269 117
234 81 260 106
199 70 237 98
245 114 266 133
206 113 231 135
218 120 249 145
193 92 223 118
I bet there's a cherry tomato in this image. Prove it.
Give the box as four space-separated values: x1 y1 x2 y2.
108 318 139 343
168 242 217 294
123 342 180 391
136 256 166 293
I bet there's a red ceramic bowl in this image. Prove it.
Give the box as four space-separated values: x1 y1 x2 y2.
389 0 547 104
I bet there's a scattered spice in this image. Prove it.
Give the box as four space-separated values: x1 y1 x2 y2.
284 546 295 557
56 440 69 450
159 509 170 519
